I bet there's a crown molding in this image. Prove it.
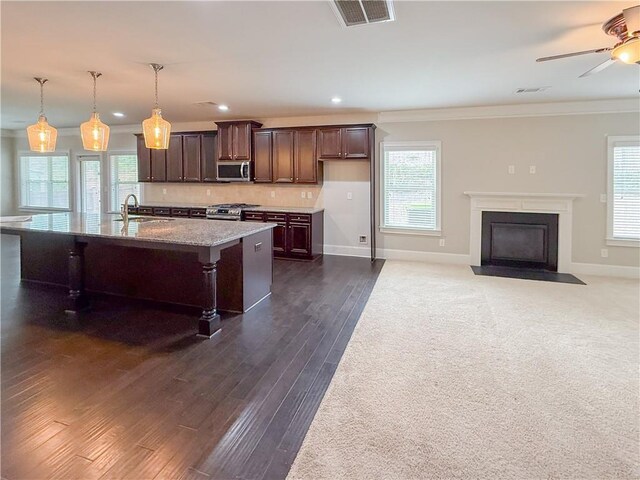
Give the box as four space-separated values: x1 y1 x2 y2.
377 98 640 123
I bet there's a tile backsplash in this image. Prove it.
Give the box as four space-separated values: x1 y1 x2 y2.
142 183 323 207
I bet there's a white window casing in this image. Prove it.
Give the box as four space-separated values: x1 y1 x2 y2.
607 136 640 247
380 141 441 236
108 152 140 213
19 152 72 211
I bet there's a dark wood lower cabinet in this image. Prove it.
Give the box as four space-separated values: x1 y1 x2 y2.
244 210 323 260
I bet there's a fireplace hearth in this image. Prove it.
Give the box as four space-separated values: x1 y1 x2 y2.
481 211 559 271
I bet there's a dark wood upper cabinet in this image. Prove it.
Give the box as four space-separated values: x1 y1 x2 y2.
317 128 342 159
215 121 262 162
294 130 317 183
342 127 370 159
273 130 295 183
253 131 273 183
166 135 184 182
182 134 201 182
136 135 151 182
201 134 217 182
150 149 166 182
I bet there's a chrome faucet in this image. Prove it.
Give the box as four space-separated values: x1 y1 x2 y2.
121 194 139 223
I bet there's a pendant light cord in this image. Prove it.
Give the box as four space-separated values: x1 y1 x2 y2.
154 67 159 108
150 63 163 109
34 78 48 116
88 72 102 114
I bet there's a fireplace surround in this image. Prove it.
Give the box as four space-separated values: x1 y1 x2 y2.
465 192 584 273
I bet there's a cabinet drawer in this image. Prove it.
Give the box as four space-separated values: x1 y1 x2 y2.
153 207 171 216
265 213 286 222
189 208 207 218
138 206 154 215
244 212 265 222
171 208 190 217
288 213 311 223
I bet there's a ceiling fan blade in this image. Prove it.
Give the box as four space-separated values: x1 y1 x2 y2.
536 47 611 62
579 58 617 77
623 5 640 35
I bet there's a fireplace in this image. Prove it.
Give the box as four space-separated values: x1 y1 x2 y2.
481 212 559 271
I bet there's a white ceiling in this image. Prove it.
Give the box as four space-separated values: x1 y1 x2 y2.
1 1 638 129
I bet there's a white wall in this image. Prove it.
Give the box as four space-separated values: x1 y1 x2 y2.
1 132 16 215
8 106 639 272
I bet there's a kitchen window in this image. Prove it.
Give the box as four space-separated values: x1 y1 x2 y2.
19 153 71 210
607 136 640 246
380 141 441 235
109 153 140 213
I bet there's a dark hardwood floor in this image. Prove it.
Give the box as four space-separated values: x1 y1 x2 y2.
0 234 384 480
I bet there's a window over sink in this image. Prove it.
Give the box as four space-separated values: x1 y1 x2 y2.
109 153 140 213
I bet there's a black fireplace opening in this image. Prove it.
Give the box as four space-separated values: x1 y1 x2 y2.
481 212 559 272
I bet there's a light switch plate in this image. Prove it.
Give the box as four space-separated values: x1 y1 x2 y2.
508 165 515 175
301 191 306 199
206 189 211 196
347 192 353 200
529 166 536 174
439 239 445 247
600 194 607 203
162 188 167 195
270 191 275 198
601 248 609 258
307 191 313 199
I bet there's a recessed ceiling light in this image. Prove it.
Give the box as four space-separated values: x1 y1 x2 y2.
331 97 342 104
218 105 229 111
113 112 125 117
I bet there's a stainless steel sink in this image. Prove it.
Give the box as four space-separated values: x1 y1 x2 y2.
115 216 174 223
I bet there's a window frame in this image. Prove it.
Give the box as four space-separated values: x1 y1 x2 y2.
107 150 141 214
607 135 640 248
379 140 442 236
18 150 72 212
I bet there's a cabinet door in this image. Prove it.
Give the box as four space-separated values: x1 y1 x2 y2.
253 131 273 182
217 124 234 161
342 127 370 159
273 131 295 183
233 123 252 161
294 130 317 183
272 223 288 254
317 128 342 159
289 222 311 256
150 149 166 182
182 134 202 182
166 135 184 182
201 134 217 182
136 136 151 182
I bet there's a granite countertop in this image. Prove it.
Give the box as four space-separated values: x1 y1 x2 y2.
0 213 276 248
247 206 324 214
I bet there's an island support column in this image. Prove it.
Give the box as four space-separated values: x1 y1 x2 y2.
198 247 222 337
65 240 89 315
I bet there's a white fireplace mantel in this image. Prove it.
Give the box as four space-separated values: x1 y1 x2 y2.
464 192 585 273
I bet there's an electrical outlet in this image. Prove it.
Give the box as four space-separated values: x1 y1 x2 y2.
359 235 367 244
206 189 211 196
439 238 445 247
347 192 353 200
600 194 607 203
601 248 609 258
301 191 306 199
162 188 167 195
508 165 515 175
270 191 275 198
529 166 536 174
307 191 313 199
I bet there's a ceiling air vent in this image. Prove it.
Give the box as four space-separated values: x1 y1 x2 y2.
331 0 395 27
515 87 550 94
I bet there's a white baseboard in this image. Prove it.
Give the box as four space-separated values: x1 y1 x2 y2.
570 262 640 279
378 248 471 264
323 245 371 257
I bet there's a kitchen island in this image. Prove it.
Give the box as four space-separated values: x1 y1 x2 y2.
0 213 275 337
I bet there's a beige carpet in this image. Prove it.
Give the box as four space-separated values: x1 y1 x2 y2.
287 261 639 479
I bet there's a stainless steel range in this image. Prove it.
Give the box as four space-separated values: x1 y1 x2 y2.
206 203 260 221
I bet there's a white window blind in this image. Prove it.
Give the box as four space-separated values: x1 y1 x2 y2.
381 142 440 232
110 153 140 212
19 154 70 209
611 141 640 240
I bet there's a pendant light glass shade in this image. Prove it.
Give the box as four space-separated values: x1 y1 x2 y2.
142 64 171 149
142 108 171 149
27 78 57 153
81 72 110 151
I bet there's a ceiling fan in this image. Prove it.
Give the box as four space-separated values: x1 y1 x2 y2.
536 5 640 77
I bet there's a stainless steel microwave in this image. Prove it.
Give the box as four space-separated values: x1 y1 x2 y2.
216 161 251 182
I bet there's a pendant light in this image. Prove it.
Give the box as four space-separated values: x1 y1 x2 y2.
27 78 57 152
142 63 171 149
80 71 110 151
